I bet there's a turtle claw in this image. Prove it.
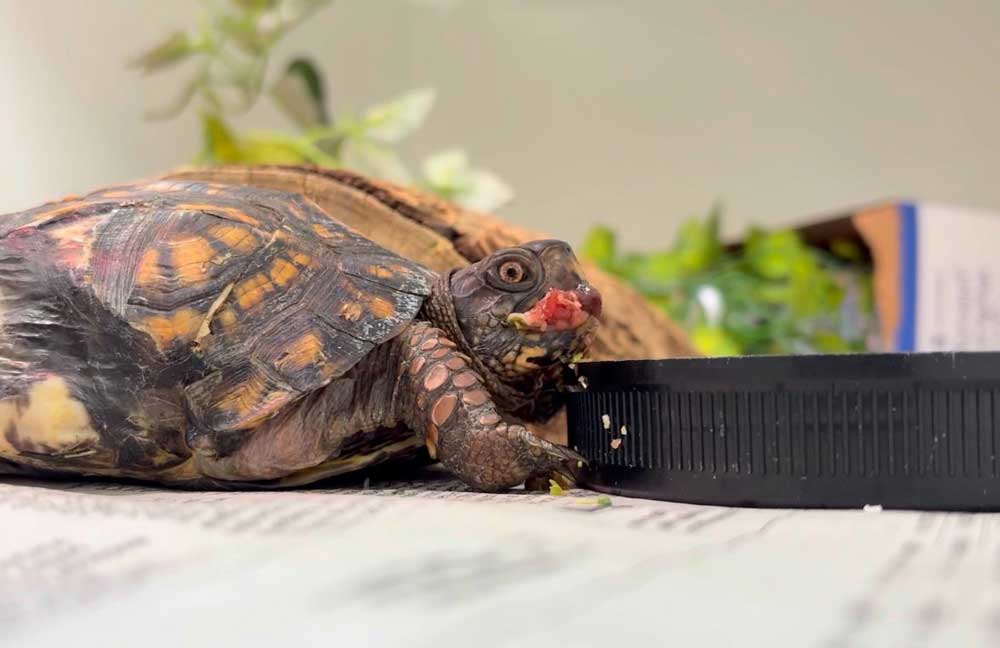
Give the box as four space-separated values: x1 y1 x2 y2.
524 469 576 492
520 429 586 491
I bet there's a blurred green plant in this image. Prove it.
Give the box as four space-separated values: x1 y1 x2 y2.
131 0 512 211
581 209 876 357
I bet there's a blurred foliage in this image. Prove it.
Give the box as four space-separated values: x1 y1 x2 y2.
132 0 512 212
582 209 876 357
135 2 875 358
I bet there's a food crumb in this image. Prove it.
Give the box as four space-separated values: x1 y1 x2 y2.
863 504 883 513
576 460 584 469
549 479 566 496
620 425 628 435
610 438 622 450
578 375 589 389
569 495 613 509
601 414 611 429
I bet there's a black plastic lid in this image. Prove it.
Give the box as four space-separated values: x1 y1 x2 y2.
567 352 1000 511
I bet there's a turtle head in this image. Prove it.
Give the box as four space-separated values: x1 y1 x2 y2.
443 240 601 419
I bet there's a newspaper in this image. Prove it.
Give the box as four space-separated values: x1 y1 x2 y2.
2 469 999 647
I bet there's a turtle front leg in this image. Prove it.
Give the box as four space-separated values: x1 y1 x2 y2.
396 322 583 491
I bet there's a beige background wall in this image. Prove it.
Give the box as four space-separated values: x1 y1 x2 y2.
2 1 998 249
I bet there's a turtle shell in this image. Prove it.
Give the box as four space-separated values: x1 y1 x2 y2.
164 165 697 363
0 180 433 476
163 165 699 445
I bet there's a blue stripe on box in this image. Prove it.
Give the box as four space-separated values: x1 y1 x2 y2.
896 203 918 351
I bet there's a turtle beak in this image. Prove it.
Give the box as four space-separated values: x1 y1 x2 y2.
574 283 602 320
522 239 603 314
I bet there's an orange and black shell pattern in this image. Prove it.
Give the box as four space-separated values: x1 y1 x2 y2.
0 180 433 481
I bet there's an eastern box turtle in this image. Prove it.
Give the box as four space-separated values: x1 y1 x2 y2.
0 176 602 490
163 165 698 446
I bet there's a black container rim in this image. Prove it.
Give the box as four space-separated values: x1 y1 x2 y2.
567 351 1000 511
578 351 1000 387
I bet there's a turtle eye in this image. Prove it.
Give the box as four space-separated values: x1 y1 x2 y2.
484 251 538 291
498 260 526 284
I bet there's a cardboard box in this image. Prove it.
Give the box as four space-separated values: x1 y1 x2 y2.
798 202 1000 352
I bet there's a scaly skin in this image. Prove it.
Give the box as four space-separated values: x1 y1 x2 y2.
395 322 580 490
187 321 582 489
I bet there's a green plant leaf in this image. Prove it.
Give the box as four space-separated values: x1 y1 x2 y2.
811 331 851 353
457 169 514 212
634 252 684 288
614 252 648 280
421 149 512 211
744 229 805 279
361 89 436 143
230 0 278 10
580 226 617 270
271 57 330 129
587 206 877 356
200 114 244 163
830 237 864 263
691 325 742 357
239 136 310 164
341 138 413 183
422 149 470 194
129 32 194 75
258 0 333 35
232 132 339 166
674 215 721 274
217 12 269 54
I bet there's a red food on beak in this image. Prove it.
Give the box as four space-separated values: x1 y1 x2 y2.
509 286 601 332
